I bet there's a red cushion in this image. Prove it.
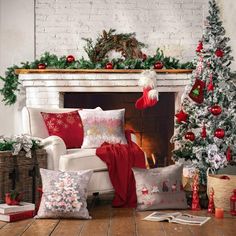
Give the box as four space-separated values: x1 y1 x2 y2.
41 111 83 148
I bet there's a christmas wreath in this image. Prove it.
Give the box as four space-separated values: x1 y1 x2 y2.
83 29 145 62
0 29 194 105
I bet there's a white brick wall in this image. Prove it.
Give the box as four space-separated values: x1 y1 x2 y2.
35 0 207 62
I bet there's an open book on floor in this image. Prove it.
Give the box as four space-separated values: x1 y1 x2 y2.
143 212 211 226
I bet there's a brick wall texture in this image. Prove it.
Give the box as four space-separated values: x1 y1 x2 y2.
36 0 207 62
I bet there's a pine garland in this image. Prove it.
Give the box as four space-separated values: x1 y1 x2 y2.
0 29 195 105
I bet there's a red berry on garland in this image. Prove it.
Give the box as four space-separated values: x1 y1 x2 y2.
196 41 203 53
226 147 231 161
210 104 222 116
66 55 75 63
37 63 46 69
105 62 113 69
154 61 164 69
142 53 147 61
175 109 188 123
201 123 207 138
185 131 195 141
214 128 225 139
215 49 224 58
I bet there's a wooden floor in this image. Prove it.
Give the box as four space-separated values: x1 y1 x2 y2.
0 197 235 236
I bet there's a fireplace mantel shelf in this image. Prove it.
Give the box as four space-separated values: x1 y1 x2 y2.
18 69 192 108
16 68 192 74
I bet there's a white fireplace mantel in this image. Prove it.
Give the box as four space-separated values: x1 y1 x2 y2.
17 69 192 110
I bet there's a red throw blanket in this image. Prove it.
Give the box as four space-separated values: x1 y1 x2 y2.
96 131 146 208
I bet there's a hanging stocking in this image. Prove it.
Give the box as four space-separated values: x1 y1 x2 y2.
135 70 159 110
189 78 205 104
135 87 159 110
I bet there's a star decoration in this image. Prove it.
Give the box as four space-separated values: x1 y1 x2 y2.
175 109 188 123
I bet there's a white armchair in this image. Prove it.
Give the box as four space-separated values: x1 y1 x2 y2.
22 106 114 195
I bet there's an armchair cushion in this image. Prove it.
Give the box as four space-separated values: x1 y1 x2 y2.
41 110 83 149
79 108 127 148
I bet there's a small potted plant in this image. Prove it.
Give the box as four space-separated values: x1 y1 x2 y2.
5 190 23 205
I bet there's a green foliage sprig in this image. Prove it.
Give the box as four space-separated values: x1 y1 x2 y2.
0 135 41 152
0 32 194 106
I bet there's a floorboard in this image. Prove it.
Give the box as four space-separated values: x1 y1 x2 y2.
22 219 59 236
0 218 34 236
0 200 235 236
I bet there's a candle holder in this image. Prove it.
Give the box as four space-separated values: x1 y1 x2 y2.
215 208 224 219
230 189 236 216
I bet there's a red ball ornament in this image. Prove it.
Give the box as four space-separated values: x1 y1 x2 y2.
142 53 147 61
175 109 188 123
105 62 113 69
214 128 225 139
37 63 46 69
210 105 222 116
66 55 75 63
185 132 195 141
215 49 224 58
154 61 164 69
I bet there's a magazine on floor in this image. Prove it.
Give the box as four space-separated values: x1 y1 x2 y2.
143 212 211 226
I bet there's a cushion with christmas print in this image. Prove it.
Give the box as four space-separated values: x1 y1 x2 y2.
79 109 127 148
132 164 187 211
41 110 83 148
36 168 93 219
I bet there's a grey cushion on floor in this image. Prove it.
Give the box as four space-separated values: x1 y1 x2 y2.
132 164 188 211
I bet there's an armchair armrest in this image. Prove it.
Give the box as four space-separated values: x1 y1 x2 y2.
40 136 67 170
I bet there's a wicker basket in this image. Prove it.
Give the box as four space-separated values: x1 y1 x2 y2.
0 149 47 204
207 169 236 211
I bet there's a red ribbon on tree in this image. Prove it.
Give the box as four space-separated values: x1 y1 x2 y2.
207 74 214 92
226 147 231 162
201 123 207 138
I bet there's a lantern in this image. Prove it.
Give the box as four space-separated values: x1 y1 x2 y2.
230 189 236 216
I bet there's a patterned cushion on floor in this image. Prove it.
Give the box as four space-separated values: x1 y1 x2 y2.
36 168 93 219
132 164 188 211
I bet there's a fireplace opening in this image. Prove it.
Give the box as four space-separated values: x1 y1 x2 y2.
64 92 175 167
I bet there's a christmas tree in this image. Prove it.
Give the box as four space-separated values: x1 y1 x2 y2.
172 0 236 184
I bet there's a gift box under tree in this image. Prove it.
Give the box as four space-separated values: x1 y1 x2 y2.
0 135 47 204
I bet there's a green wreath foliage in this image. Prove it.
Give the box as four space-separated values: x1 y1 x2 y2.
0 29 195 105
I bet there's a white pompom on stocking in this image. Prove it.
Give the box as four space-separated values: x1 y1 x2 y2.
135 70 159 110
